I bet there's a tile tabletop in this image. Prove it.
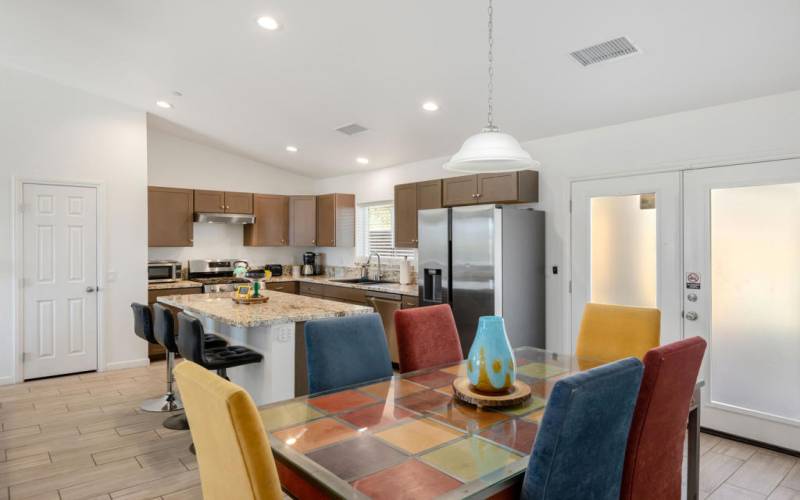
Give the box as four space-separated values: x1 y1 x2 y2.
259 347 606 499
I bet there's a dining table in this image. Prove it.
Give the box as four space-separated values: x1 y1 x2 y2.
258 346 702 499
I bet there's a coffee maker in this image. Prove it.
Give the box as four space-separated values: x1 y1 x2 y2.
302 252 317 276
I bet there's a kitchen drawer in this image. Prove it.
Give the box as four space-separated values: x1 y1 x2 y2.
299 282 326 297
401 295 419 309
265 281 298 294
323 285 367 304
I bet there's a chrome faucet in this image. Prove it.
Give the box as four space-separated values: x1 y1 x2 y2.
365 252 382 281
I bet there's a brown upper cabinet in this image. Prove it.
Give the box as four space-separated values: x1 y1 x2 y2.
289 195 317 247
316 193 355 247
194 190 253 214
224 192 254 214
394 180 443 248
244 194 289 246
148 186 194 247
394 183 418 248
442 175 479 206
417 179 443 210
442 171 538 206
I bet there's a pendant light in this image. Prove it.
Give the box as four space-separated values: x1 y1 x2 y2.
444 0 539 173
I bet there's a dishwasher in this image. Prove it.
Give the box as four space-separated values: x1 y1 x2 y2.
365 291 402 365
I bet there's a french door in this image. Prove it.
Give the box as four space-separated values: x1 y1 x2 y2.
22 183 99 379
570 172 683 351
571 158 800 450
684 159 800 450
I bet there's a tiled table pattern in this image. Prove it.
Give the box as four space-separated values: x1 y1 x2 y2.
260 348 594 499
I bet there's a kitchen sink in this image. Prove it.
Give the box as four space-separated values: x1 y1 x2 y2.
330 278 396 285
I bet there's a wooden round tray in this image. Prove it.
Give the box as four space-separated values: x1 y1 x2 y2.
452 377 531 408
232 296 270 305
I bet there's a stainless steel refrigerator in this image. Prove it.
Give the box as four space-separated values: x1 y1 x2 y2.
417 205 545 352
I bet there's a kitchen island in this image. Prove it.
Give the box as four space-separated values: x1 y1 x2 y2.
158 290 371 405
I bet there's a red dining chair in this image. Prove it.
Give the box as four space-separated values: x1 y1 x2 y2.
620 336 707 500
394 304 463 373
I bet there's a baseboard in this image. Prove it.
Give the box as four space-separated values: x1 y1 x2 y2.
701 427 800 458
103 358 150 371
0 375 15 386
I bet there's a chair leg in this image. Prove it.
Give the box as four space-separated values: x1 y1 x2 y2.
216 368 229 380
140 352 184 413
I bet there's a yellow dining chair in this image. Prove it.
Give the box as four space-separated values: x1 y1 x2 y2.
174 360 283 500
576 303 661 364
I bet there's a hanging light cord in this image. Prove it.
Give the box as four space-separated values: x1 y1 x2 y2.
485 0 498 132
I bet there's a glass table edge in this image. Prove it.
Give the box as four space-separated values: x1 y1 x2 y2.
258 346 649 498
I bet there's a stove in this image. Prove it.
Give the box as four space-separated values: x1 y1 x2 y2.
189 259 252 293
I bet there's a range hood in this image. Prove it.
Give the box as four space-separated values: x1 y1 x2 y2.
194 213 255 224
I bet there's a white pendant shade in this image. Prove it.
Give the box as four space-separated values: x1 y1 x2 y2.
443 130 540 173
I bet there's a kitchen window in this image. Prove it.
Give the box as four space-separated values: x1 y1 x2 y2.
357 202 416 260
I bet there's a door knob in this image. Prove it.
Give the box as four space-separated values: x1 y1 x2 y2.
86 286 96 293
685 311 698 321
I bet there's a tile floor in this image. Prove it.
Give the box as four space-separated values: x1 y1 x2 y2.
0 360 796 499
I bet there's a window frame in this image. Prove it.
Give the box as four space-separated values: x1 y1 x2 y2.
356 201 416 262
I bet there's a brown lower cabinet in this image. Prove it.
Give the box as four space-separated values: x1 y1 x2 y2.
244 194 289 246
146 286 203 360
401 295 419 308
265 281 298 294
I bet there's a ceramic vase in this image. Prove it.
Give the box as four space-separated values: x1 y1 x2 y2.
466 316 516 393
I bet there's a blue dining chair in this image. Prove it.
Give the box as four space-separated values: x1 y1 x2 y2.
521 357 644 500
304 313 393 394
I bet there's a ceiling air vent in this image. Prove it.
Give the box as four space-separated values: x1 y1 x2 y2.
335 123 368 136
570 36 639 66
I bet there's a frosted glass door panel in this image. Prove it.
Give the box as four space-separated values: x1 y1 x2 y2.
590 194 657 307
710 182 800 423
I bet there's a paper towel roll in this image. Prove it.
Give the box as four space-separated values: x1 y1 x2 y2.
399 257 411 285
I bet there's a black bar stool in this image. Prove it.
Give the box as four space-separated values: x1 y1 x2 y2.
131 303 183 413
176 312 263 380
151 303 228 430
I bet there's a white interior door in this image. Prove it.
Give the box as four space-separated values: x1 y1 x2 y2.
571 172 682 352
684 159 800 451
23 183 98 379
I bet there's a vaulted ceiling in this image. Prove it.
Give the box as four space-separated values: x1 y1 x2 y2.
2 0 799 177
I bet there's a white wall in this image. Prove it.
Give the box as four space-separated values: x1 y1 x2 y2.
316 90 800 353
0 66 149 382
147 127 316 267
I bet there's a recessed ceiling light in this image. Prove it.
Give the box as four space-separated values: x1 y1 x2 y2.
356 157 369 165
257 16 280 30
286 145 298 153
422 101 439 112
156 100 172 109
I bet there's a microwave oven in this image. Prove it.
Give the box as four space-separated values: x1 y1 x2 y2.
148 260 182 283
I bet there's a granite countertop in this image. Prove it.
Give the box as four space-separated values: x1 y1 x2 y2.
268 275 418 296
148 280 203 291
157 291 372 328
